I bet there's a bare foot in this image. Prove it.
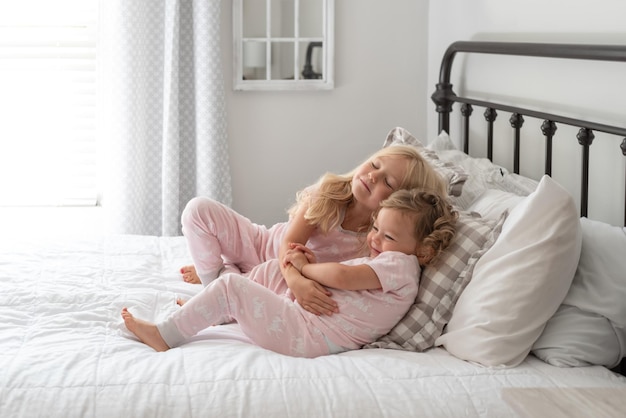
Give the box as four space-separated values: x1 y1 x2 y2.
176 298 186 306
180 265 201 284
121 308 170 352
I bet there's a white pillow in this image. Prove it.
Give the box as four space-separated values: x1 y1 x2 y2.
501 172 539 196
427 131 538 209
532 217 626 368
427 130 458 151
562 217 626 324
436 149 508 209
436 175 582 367
532 304 621 367
467 189 525 222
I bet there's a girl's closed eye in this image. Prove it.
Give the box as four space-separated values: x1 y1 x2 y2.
369 159 395 189
372 224 395 241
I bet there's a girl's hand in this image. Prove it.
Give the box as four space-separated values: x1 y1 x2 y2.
288 242 317 263
290 275 338 316
281 249 295 268
283 249 308 272
282 242 316 269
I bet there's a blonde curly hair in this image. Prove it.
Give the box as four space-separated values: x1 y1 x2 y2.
288 145 447 234
377 188 458 264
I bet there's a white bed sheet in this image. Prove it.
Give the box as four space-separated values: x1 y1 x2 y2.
1 234 625 418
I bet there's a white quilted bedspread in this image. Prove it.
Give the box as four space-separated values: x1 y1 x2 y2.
1 235 625 418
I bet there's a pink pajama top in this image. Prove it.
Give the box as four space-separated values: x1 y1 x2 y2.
309 251 420 350
263 186 371 263
264 216 369 263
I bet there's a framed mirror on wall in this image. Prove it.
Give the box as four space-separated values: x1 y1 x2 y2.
233 0 334 91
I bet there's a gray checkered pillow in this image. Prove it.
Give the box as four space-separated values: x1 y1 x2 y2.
383 127 468 197
365 210 506 352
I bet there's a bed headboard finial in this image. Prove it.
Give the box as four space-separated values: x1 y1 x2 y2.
431 82 455 133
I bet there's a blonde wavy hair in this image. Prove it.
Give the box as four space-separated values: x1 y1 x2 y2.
288 145 447 233
377 188 458 264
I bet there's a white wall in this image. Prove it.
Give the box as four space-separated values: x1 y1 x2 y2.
427 0 626 226
8 0 625 235
225 0 626 227
222 0 430 226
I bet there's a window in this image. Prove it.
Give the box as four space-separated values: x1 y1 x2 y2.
0 0 98 206
233 0 334 91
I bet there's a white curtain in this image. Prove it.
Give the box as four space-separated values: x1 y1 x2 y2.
99 0 231 236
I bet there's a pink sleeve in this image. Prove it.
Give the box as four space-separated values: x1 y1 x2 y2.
365 252 420 294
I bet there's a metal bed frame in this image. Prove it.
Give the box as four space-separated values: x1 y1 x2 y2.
431 41 626 225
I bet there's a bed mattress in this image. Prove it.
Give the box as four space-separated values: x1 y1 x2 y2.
1 234 624 417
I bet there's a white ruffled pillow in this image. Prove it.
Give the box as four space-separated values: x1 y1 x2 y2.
467 189 525 221
427 132 538 209
436 175 582 367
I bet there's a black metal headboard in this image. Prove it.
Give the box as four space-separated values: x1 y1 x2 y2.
431 41 626 225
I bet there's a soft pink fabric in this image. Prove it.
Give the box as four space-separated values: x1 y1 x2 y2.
158 252 419 357
181 196 369 285
310 252 420 349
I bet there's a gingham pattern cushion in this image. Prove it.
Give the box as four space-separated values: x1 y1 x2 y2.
365 210 506 352
383 127 468 197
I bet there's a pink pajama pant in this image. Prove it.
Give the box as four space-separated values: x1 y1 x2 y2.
157 260 332 358
181 197 284 285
